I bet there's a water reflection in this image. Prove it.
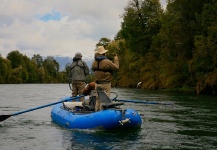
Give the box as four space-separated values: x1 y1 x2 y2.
59 128 141 150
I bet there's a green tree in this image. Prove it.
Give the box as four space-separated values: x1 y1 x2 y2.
115 0 163 87
43 56 60 82
193 1 217 94
120 0 163 55
0 56 11 83
7 51 27 83
32 54 43 68
144 0 208 89
7 50 25 69
96 38 111 48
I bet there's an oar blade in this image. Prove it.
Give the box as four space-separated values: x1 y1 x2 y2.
0 115 12 122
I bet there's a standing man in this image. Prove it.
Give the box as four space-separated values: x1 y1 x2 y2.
92 46 119 111
69 52 89 102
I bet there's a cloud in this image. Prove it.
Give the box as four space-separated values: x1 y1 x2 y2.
0 0 167 59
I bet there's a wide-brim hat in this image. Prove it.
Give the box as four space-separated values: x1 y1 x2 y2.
95 46 108 54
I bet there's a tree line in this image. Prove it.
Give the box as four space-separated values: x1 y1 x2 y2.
0 50 66 83
1 0 216 95
102 0 217 95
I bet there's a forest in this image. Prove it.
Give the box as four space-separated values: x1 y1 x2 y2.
0 0 216 95
0 51 67 84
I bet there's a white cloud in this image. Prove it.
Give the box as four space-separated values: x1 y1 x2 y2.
0 0 167 59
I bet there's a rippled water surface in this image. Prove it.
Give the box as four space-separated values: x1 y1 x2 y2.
0 84 217 150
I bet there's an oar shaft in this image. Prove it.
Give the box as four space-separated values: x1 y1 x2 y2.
11 95 83 116
0 95 84 122
12 100 65 116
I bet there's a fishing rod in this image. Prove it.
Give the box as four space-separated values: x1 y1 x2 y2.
110 92 174 105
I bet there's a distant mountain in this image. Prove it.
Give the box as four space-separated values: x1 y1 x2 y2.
53 56 71 71
54 56 94 71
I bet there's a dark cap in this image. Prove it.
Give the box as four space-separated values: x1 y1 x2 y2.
75 52 82 58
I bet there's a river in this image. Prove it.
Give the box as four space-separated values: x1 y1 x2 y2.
0 84 216 150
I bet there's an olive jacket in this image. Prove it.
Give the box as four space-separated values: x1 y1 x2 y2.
69 57 89 81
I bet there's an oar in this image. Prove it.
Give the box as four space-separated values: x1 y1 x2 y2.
112 99 174 105
0 95 84 122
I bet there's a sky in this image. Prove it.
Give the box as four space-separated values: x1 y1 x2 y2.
0 0 167 60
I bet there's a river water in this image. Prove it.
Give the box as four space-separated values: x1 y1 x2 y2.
0 84 216 150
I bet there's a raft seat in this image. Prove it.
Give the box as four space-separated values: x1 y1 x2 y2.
63 102 83 110
97 90 124 109
82 95 97 111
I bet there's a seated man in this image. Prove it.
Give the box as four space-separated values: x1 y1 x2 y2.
82 82 96 111
83 82 95 96
82 82 124 111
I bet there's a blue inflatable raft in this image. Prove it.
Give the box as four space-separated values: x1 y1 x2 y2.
51 91 142 130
